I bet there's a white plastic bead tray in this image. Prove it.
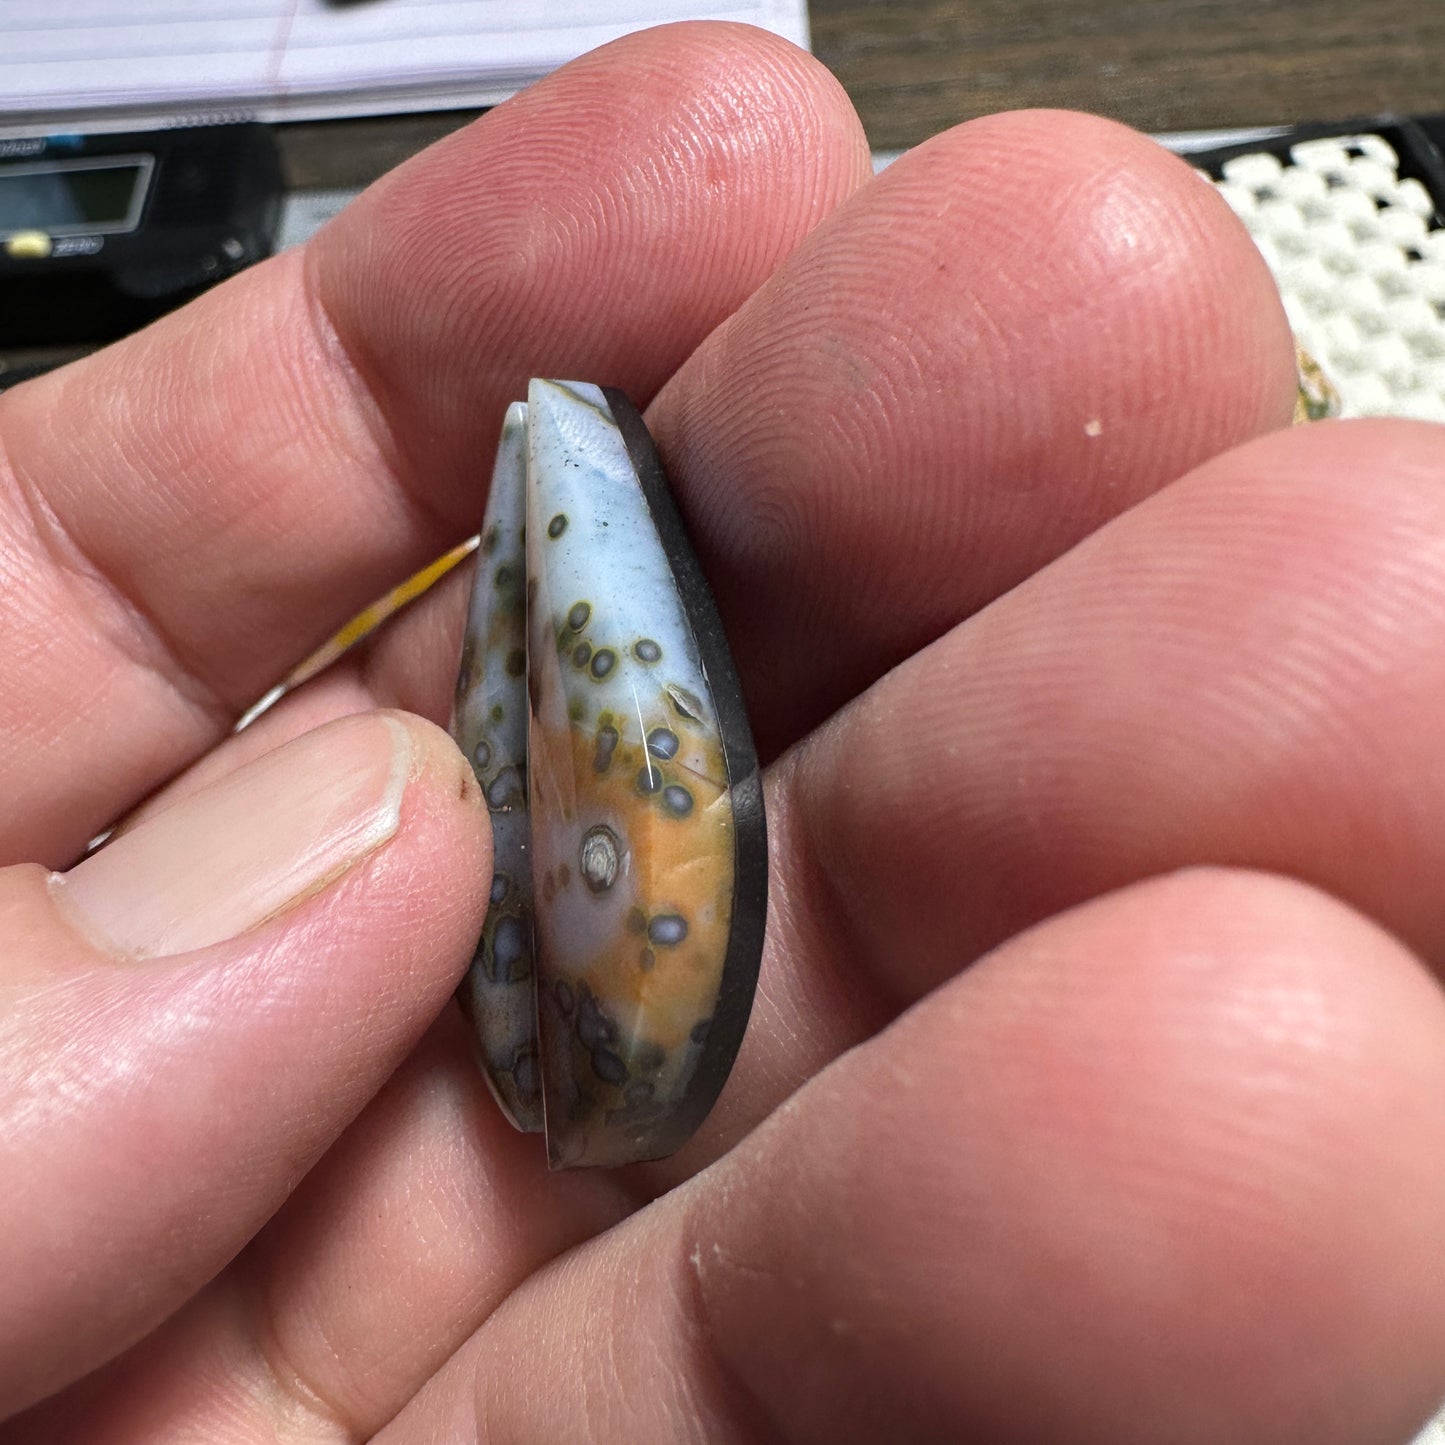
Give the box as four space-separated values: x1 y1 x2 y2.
1191 117 1445 422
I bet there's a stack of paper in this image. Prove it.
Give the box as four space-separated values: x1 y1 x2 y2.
1 0 809 132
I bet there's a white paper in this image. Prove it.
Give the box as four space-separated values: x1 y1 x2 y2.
0 0 810 131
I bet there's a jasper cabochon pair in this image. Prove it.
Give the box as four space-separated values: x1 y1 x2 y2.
452 380 767 1169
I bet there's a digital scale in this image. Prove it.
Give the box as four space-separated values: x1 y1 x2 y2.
0 124 283 347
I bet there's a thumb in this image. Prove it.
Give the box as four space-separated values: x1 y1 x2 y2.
0 710 489 1420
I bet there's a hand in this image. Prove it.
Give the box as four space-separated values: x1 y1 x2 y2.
2 22 1443 1444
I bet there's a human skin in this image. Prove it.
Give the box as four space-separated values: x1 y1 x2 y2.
2 19 1445 1444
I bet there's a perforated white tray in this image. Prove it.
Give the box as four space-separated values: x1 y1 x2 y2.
1210 131 1445 422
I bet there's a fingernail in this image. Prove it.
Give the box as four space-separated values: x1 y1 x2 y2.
54 713 412 959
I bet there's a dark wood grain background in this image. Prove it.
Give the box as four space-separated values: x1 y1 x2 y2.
809 0 1445 149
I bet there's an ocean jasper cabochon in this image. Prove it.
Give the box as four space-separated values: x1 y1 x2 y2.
452 404 543 1133
452 380 766 1168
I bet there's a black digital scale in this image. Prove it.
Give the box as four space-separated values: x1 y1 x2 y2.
0 124 282 347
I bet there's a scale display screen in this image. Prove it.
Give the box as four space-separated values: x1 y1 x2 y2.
0 124 281 349
0 156 153 237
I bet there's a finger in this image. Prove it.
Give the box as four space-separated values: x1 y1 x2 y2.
3 1009 640 1443
638 419 1445 1179
85 571 467 854
0 711 488 1420
30 340 1354 1426
789 416 1445 992
26 416 1445 1435
87 410 1445 1202
0 23 870 865
83 106 1298 827
109 650 387 835
379 870 1445 1445
0 770 849 1441
32 869 1445 1445
647 109 1298 752
4 184 1309 1424
272 412 1445 1182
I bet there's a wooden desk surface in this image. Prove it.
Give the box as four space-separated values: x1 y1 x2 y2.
279 1 1445 189
809 0 1445 151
